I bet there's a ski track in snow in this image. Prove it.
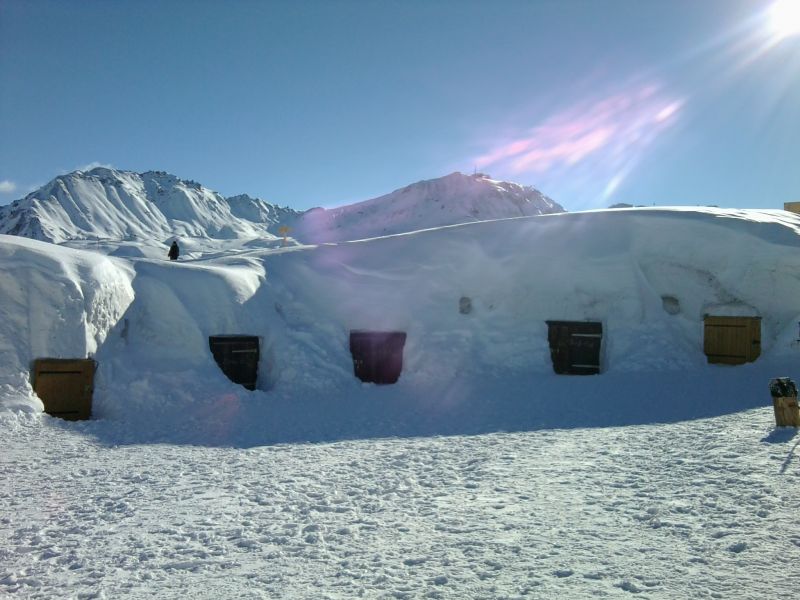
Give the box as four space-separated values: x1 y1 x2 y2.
3 409 800 599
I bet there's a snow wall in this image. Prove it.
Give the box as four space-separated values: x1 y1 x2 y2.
3 207 800 444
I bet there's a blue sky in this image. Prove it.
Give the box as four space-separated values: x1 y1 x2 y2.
1 0 799 211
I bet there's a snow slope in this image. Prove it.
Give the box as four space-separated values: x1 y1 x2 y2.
0 170 561 248
0 168 300 244
291 172 564 243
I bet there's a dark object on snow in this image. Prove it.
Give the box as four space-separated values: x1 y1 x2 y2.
349 330 407 384
209 335 260 390
703 316 761 365
168 241 179 261
769 377 797 398
459 296 472 315
32 358 96 420
769 377 800 427
546 321 602 375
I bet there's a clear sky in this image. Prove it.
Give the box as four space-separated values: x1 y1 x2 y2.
1 0 799 211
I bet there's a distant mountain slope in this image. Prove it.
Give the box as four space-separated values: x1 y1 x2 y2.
291 172 564 243
0 169 562 245
0 168 301 244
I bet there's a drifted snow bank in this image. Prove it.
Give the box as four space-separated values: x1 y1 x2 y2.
2 207 800 441
0 236 135 412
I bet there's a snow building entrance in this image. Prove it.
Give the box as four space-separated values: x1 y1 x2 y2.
546 321 603 375
349 330 407 384
703 316 761 365
32 358 96 420
209 335 260 390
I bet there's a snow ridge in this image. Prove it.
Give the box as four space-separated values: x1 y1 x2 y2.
0 168 301 244
0 170 563 246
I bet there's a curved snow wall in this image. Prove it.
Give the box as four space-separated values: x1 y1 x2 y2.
4 208 800 417
0 235 135 411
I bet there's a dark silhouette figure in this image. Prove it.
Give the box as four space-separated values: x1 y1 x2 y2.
168 241 179 261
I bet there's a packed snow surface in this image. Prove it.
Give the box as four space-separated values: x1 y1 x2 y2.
3 206 800 598
3 410 799 598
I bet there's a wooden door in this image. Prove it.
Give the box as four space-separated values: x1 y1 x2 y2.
32 359 95 420
546 321 602 375
209 335 260 390
349 331 407 384
703 316 761 365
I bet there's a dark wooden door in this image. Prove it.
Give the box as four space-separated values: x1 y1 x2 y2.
209 335 260 390
546 321 602 375
349 331 407 384
32 358 95 420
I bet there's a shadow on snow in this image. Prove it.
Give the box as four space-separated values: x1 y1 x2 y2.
53 360 788 449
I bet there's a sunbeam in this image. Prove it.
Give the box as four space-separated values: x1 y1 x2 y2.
468 0 800 209
769 0 800 42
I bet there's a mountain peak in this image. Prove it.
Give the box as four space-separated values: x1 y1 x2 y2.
0 169 296 244
291 172 564 243
0 169 563 246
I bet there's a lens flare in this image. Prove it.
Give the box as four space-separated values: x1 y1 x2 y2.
769 0 800 41
473 84 685 207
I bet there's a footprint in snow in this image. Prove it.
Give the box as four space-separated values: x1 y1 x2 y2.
554 569 574 578
728 541 748 553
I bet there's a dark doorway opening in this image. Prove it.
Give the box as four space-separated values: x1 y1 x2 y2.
349 330 407 384
209 335 260 390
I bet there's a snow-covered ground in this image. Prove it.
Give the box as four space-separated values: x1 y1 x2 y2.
3 205 800 597
3 407 799 598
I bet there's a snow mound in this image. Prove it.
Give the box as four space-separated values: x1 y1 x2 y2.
0 235 135 412
3 206 800 443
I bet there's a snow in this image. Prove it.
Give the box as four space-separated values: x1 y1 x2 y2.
0 169 560 248
2 202 800 597
292 172 564 243
0 168 300 245
3 410 799 598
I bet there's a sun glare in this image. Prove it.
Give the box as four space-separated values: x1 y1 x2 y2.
769 0 800 41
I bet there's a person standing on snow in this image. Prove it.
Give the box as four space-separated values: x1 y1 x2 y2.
168 240 180 261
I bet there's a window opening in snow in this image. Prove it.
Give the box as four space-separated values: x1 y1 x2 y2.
209 335 260 390
349 330 407 384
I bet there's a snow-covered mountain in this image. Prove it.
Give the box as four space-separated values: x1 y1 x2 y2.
292 171 564 243
0 170 562 246
0 168 301 244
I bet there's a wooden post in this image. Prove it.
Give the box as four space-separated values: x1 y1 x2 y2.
278 226 290 247
769 378 800 427
773 396 800 427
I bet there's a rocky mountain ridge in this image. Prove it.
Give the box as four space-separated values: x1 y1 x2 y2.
0 168 564 245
